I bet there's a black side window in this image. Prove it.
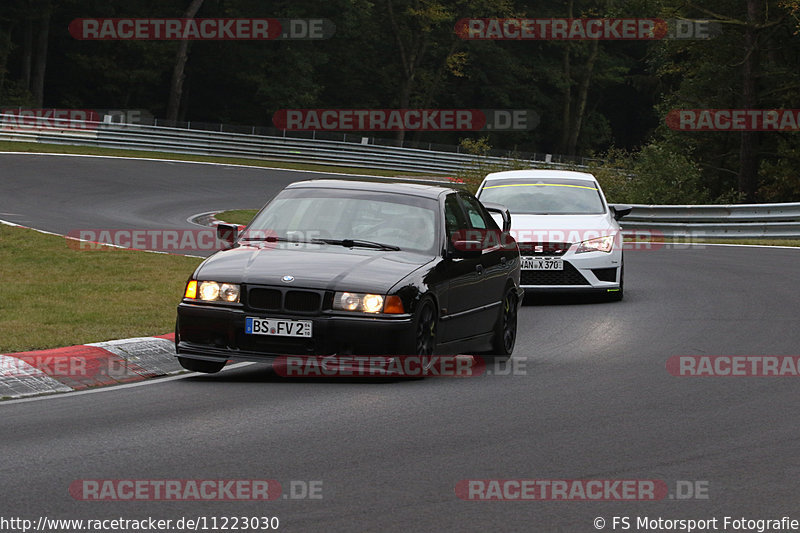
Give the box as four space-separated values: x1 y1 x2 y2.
444 193 468 242
459 193 490 230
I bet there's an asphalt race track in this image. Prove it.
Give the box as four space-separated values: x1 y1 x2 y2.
0 154 322 243
2 153 799 532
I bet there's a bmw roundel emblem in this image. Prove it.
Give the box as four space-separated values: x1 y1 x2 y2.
281 275 295 283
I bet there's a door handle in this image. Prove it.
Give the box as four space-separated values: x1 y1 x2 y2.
476 264 484 274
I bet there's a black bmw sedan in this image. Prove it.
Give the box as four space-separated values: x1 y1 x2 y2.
175 179 523 373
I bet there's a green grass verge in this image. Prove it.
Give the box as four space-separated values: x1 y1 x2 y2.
0 140 442 178
216 210 258 226
0 224 202 353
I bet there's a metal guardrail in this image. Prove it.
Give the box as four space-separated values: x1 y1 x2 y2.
0 115 586 175
623 203 800 239
1 114 798 238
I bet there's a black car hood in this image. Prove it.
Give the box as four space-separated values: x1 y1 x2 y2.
195 242 434 293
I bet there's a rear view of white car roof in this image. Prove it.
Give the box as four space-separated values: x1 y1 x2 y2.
483 169 597 182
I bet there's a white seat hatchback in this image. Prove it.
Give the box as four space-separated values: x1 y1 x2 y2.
476 170 631 300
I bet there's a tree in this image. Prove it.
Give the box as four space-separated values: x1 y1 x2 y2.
647 0 797 201
166 0 204 123
30 1 50 107
384 0 515 144
0 0 51 106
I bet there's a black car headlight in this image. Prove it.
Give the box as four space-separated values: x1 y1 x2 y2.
184 280 240 303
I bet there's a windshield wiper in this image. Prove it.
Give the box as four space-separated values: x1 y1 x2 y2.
239 235 316 244
240 235 401 251
313 238 401 251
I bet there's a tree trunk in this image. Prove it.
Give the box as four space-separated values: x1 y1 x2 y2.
386 0 429 146
413 39 460 143
738 0 759 201
559 47 572 154
31 7 50 107
395 77 413 145
566 39 599 155
387 0 408 145
558 0 574 154
166 0 204 123
0 28 12 94
179 84 190 122
22 19 32 90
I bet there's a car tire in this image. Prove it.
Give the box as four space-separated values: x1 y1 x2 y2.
488 285 519 359
413 298 438 356
607 264 624 301
177 356 226 374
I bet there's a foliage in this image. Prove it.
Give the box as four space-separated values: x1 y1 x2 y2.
455 136 530 193
588 143 708 204
1 0 800 201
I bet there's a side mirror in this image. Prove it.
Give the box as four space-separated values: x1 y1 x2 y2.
450 240 484 259
216 223 239 245
610 204 632 221
480 201 512 232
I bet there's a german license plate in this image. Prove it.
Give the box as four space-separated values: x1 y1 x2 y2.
521 257 564 270
245 317 312 337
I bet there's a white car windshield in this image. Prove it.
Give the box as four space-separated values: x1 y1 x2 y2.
479 178 606 215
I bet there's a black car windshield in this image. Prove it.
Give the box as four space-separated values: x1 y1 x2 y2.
245 188 439 253
479 178 606 215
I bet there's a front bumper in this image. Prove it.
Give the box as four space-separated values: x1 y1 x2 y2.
176 301 414 363
519 246 622 292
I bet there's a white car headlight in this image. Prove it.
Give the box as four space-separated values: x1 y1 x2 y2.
199 281 220 301
576 235 615 254
184 280 241 303
219 283 240 302
333 292 384 313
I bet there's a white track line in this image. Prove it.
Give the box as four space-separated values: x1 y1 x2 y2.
668 242 800 250
0 151 451 183
0 362 256 406
0 218 205 258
